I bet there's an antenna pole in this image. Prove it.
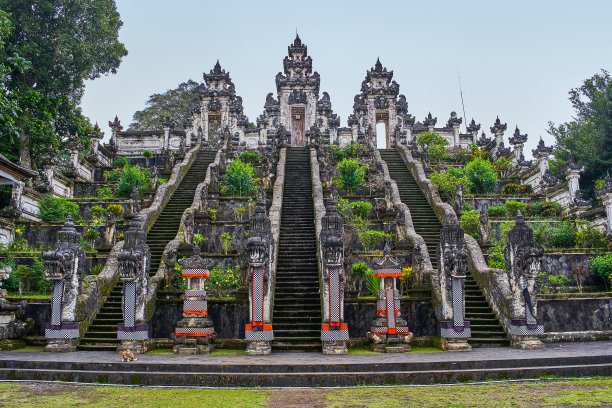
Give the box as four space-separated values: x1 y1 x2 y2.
458 70 468 133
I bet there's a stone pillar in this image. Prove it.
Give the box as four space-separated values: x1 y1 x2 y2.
478 206 490 245
43 215 87 352
596 175 612 235
162 117 173 151
245 188 274 355
320 199 348 354
183 119 192 148
532 138 553 188
116 216 151 353
505 213 544 349
10 181 24 213
436 216 472 352
367 244 413 352
490 116 507 157
108 116 123 152
173 246 215 354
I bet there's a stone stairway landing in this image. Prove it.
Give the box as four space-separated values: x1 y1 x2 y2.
272 147 321 352
78 149 217 351
379 148 509 348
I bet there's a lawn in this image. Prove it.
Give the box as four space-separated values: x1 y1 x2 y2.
0 378 610 408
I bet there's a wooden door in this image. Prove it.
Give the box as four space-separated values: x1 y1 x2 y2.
291 106 305 147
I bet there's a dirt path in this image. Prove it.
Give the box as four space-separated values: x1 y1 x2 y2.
267 389 329 408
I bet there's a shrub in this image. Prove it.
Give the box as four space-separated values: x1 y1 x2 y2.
460 210 480 237
487 221 515 270
352 262 372 279
550 221 576 248
519 184 533 194
538 272 571 294
430 168 470 202
572 265 589 293
90 205 105 218
428 143 448 164
96 185 115 199
590 253 612 289
220 232 232 254
357 230 393 252
85 228 100 241
206 207 218 220
488 206 507 218
501 183 520 194
14 257 50 293
328 144 346 162
504 200 527 217
465 157 498 194
0 258 18 292
337 158 365 193
349 201 372 219
193 233 205 245
343 143 363 159
89 264 104 276
224 159 255 197
142 150 153 159
492 157 513 176
365 268 380 297
39 195 80 222
400 266 413 289
416 131 448 150
112 157 130 167
115 164 151 198
206 265 241 295
532 222 554 249
575 221 607 249
540 202 564 217
239 151 260 165
106 204 123 217
157 178 168 186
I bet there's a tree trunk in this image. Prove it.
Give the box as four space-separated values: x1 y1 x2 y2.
17 123 32 169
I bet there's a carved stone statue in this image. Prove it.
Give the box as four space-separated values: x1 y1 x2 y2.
367 244 413 352
0 267 31 350
173 250 215 354
478 206 490 245
116 216 151 353
245 187 274 355
43 215 87 352
454 184 464 216
436 216 472 351
504 212 544 349
129 187 140 217
320 199 349 354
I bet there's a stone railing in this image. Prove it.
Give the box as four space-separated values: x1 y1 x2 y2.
267 148 287 316
396 143 515 333
310 148 325 282
75 141 202 342
372 147 434 281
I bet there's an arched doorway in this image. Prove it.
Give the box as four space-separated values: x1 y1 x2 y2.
376 122 387 149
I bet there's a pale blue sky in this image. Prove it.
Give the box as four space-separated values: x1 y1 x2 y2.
81 0 612 158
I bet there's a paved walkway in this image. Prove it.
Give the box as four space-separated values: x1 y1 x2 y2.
1 341 611 366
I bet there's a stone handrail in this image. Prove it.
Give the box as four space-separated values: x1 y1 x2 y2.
268 148 287 317
396 143 515 333
75 142 202 341
310 148 325 289
372 147 434 280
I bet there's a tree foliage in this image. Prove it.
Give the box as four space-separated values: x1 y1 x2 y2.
129 80 199 130
549 70 612 197
0 1 127 167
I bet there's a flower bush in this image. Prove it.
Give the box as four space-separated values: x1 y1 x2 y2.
206 265 241 296
349 201 372 219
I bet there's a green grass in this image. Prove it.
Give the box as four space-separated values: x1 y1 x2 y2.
12 346 44 352
0 378 610 408
348 346 442 354
6 293 51 299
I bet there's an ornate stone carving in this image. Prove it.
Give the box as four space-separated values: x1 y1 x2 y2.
245 188 274 355
478 206 490 245
0 267 31 350
504 212 544 348
374 96 389 109
423 112 438 128
320 199 348 354
367 244 413 352
436 216 472 351
116 216 151 353
42 215 87 351
288 89 308 105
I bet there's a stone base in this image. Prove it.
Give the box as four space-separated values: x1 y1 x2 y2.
173 344 215 355
0 338 26 351
322 340 348 355
44 338 78 352
511 335 544 349
441 338 472 352
245 340 271 356
371 343 412 353
117 340 151 354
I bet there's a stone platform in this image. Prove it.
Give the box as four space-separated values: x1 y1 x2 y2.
0 342 610 387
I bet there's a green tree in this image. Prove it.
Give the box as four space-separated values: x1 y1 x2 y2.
465 157 498 194
0 1 127 167
548 70 612 197
129 80 199 130
224 159 255 197
337 158 366 193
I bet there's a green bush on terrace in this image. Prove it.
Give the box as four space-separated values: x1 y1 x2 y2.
39 195 80 222
465 156 498 194
337 158 366 193
224 159 255 197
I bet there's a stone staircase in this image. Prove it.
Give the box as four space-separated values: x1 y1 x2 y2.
78 150 217 351
379 149 508 347
272 147 322 352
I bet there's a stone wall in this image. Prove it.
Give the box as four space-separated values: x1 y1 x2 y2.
539 294 612 332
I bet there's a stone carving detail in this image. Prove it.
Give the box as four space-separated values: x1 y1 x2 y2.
320 199 349 354
504 212 544 348
367 244 413 352
0 267 31 350
478 206 490 245
173 247 215 354
42 215 87 351
374 96 389 109
245 188 274 355
436 216 472 351
116 216 151 352
288 89 307 105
